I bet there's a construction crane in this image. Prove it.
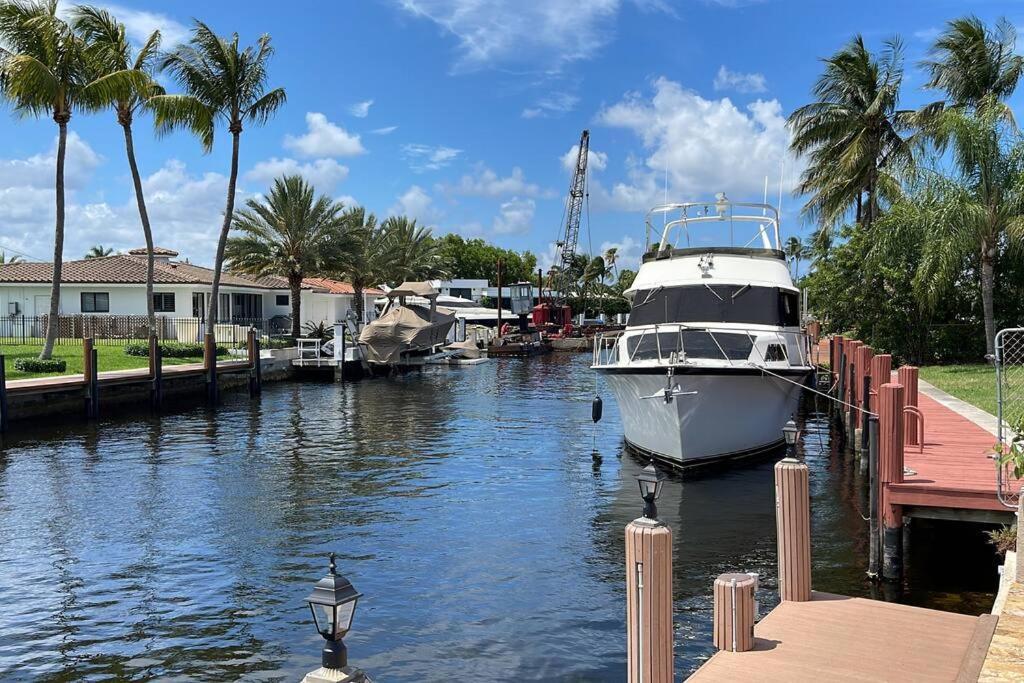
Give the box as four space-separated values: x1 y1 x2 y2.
534 129 589 331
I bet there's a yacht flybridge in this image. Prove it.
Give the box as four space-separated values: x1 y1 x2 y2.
591 195 813 467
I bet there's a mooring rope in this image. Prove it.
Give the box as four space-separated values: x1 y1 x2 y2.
747 363 877 418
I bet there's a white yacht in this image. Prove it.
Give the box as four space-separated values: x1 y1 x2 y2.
592 196 813 467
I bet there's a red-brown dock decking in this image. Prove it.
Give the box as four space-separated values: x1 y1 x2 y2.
890 388 1018 516
4 359 250 395
690 592 989 682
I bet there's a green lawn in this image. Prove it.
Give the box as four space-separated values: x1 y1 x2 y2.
0 344 207 381
919 364 998 417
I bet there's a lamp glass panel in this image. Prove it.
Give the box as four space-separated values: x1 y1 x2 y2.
313 603 335 636
334 600 357 636
638 478 656 499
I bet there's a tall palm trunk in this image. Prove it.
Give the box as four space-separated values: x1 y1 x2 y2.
40 116 69 360
288 273 302 339
121 115 156 336
207 127 241 332
981 239 997 356
353 282 365 323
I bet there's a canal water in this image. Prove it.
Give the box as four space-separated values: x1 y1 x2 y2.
0 354 1002 681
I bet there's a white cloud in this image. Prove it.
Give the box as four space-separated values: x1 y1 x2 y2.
349 99 374 118
560 145 608 173
521 92 579 119
401 144 462 172
713 65 767 94
371 126 398 135
0 132 102 191
283 112 366 158
397 0 666 73
388 185 439 223
595 77 800 210
492 197 535 235
58 3 190 48
440 165 550 198
245 157 350 192
598 235 642 272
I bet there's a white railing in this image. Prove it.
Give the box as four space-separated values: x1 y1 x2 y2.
592 325 812 369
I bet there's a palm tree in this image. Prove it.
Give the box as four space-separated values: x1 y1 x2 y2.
921 16 1023 116
789 36 914 231
382 216 450 284
581 255 606 315
784 236 808 279
84 244 114 258
72 5 163 336
225 175 348 339
0 0 138 359
332 207 392 323
152 21 286 335
603 246 619 281
883 109 1024 356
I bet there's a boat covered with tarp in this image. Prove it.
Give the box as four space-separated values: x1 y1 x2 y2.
358 282 456 365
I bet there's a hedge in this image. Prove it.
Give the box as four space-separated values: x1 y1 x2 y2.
14 357 67 373
124 341 227 358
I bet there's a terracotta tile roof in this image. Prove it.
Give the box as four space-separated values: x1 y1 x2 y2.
127 246 179 256
302 277 384 296
0 255 284 290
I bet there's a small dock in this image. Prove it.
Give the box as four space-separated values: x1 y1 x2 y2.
691 592 990 682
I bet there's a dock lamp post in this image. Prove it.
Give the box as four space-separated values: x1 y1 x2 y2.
302 553 368 683
637 461 666 521
783 415 799 460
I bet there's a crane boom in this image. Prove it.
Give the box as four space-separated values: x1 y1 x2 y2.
555 130 589 304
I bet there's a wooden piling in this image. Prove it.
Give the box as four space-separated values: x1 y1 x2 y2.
713 573 756 652
878 382 905 581
836 350 847 426
858 374 871 455
847 361 857 438
84 337 99 419
867 416 880 579
204 332 218 405
775 457 811 602
625 519 674 683
0 354 7 433
149 335 162 410
898 366 920 446
855 345 873 428
246 328 260 397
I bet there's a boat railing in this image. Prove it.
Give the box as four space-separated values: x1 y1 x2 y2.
593 325 811 369
645 199 781 252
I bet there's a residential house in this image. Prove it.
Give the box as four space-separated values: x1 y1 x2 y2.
0 247 381 339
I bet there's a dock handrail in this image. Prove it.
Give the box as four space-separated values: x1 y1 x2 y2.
645 199 781 252
903 405 924 454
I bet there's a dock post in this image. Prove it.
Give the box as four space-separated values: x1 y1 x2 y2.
836 346 847 427
713 573 756 652
204 332 218 405
83 337 99 419
0 354 7 433
333 323 345 382
855 345 873 427
878 382 905 581
247 328 258 397
847 361 857 439
625 518 673 682
857 374 871 456
149 335 163 410
867 415 880 579
775 457 812 602
898 366 920 446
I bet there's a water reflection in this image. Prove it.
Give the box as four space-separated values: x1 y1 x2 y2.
0 355 1000 681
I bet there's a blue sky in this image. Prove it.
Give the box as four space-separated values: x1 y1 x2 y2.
2 0 1022 273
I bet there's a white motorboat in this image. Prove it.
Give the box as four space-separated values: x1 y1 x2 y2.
592 196 813 467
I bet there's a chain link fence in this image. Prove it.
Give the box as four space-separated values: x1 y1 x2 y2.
996 327 1024 508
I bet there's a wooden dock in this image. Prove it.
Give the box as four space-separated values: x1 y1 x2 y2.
4 359 249 395
691 592 990 682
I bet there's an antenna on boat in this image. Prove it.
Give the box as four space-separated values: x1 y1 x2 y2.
776 159 785 248
756 175 772 249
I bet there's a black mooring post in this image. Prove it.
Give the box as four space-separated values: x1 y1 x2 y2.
867 415 880 579
152 340 163 410
254 333 262 395
861 375 871 455
0 354 8 433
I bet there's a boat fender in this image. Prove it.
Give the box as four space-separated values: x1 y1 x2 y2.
592 395 603 423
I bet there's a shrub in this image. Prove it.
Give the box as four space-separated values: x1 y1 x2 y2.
986 524 1017 557
14 357 67 373
124 341 227 358
232 336 293 350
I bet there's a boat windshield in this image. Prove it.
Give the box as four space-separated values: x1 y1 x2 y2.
645 198 780 252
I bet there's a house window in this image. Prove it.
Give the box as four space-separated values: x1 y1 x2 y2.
218 293 230 323
231 293 262 321
192 292 204 318
153 293 175 313
81 292 109 313
276 294 289 306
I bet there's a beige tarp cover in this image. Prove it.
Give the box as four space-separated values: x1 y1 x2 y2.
358 304 456 364
388 281 439 298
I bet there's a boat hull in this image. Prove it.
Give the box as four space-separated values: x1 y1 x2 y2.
597 367 809 467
